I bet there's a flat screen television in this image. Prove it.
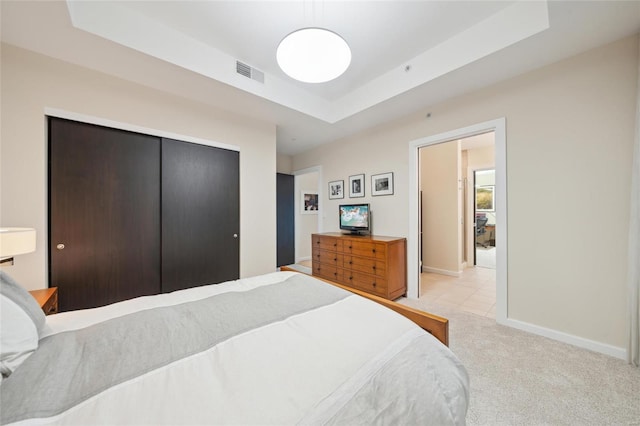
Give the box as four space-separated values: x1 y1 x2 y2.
339 203 370 234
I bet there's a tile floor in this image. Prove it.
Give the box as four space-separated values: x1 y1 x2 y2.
420 266 496 318
296 259 496 318
298 259 312 268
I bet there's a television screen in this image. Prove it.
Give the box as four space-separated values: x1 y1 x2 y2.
339 204 370 233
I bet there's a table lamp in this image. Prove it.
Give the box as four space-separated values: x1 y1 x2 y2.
0 228 36 266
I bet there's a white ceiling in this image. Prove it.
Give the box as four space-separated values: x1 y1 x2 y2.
2 1 639 155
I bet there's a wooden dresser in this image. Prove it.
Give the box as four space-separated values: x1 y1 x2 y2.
311 233 406 300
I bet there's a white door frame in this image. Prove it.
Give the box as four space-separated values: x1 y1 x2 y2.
293 166 323 263
408 118 507 324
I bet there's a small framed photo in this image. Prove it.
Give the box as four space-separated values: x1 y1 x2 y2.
475 185 495 212
328 180 344 199
301 191 319 214
371 172 394 196
349 174 365 198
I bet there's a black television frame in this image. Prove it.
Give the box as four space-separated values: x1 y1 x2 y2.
339 203 370 235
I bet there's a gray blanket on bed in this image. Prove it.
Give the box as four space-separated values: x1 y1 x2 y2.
1 274 350 424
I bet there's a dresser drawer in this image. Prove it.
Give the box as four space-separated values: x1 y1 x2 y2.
344 271 387 296
344 255 386 277
312 263 344 283
313 235 343 252
313 249 344 267
345 241 386 259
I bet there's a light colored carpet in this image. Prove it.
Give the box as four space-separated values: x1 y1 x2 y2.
398 298 640 425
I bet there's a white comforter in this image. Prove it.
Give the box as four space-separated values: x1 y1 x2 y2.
1 271 469 425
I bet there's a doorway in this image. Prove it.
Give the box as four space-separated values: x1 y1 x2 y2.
474 169 496 269
292 166 322 269
418 133 496 274
409 118 507 323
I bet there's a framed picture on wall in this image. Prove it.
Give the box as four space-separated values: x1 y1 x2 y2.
349 174 365 198
328 180 344 199
475 185 495 211
371 172 394 196
301 191 319 214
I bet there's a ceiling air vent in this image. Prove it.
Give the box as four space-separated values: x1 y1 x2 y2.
236 61 264 84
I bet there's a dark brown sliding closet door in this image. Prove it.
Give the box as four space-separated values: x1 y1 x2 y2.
161 138 240 292
49 118 161 312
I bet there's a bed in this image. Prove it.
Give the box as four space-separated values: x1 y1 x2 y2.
1 270 469 425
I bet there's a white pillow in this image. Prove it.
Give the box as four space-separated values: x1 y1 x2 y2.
0 271 45 380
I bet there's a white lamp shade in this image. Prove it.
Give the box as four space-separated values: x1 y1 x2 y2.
0 228 36 257
277 28 351 83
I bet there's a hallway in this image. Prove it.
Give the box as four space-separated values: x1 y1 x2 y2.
420 267 496 318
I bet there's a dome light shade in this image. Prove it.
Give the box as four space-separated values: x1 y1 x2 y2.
277 28 351 83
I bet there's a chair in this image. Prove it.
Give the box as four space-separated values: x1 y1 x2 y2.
476 216 489 247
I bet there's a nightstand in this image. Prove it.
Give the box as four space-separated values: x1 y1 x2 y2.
29 287 58 315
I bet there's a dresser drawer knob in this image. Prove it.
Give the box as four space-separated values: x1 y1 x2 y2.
333 257 337 261
372 266 376 270
372 282 377 287
349 260 352 265
372 249 376 253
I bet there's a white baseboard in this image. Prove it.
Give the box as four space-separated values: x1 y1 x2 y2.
296 256 311 262
500 317 627 361
422 266 461 277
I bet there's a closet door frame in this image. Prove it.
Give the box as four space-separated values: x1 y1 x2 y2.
45 108 241 299
45 109 240 153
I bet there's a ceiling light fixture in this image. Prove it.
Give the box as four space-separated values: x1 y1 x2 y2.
277 28 351 84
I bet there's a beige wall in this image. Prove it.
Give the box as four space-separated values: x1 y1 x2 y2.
0 44 277 290
293 35 639 351
467 145 495 167
420 141 461 274
277 153 293 174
